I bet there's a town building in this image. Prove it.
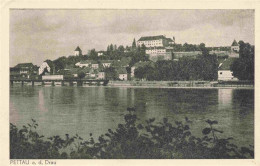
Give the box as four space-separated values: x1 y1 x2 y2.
118 68 128 81
10 63 38 79
91 62 99 69
75 60 101 69
97 51 105 56
75 60 92 68
231 40 239 53
147 47 174 61
137 35 175 48
10 67 20 79
38 60 54 75
74 46 82 56
98 72 105 80
230 40 239 58
218 58 238 81
137 35 175 61
100 60 113 68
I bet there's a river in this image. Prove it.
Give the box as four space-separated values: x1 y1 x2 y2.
10 85 254 147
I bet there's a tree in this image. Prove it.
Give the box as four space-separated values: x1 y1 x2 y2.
132 38 136 50
53 56 67 72
78 71 86 79
231 41 254 80
199 43 206 51
110 44 114 52
104 67 118 80
88 49 98 61
197 53 218 81
114 44 117 51
118 45 125 52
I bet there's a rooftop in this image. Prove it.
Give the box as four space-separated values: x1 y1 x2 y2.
231 40 239 46
218 58 236 70
166 38 174 42
15 63 34 68
117 67 127 74
75 46 82 51
138 35 166 41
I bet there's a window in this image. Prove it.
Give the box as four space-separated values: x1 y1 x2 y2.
220 72 222 75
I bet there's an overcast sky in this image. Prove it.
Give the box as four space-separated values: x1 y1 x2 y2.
10 9 254 66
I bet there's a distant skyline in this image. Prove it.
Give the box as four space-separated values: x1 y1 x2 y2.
10 9 254 66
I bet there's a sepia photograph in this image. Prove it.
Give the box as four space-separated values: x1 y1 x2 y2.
7 7 256 162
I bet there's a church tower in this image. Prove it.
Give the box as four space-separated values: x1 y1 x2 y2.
74 46 82 56
231 40 239 53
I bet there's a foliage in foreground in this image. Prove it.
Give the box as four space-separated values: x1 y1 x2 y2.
10 108 254 159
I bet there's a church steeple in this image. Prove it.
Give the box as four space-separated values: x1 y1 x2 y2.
74 46 82 56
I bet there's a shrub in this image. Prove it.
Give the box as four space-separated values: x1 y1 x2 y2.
10 108 254 159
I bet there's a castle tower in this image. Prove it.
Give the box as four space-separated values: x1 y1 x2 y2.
74 46 82 56
231 40 239 53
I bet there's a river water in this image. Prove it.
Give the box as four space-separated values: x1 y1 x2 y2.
10 85 254 147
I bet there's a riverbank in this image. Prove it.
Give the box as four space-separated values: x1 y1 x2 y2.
108 80 254 89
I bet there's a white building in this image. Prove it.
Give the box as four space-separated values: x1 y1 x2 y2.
137 35 174 62
74 46 82 56
97 51 104 56
231 40 239 53
92 63 99 69
119 74 127 81
100 60 112 68
118 68 128 81
137 35 174 48
98 72 105 79
230 40 239 58
75 61 91 68
38 61 51 75
218 58 238 81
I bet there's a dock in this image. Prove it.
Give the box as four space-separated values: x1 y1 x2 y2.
10 79 109 86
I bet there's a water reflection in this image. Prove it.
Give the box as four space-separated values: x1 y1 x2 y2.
218 88 233 108
38 89 48 113
10 86 254 147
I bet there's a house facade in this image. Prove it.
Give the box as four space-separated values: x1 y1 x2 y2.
118 68 128 81
230 40 239 58
100 60 112 68
218 70 237 81
218 58 238 81
11 63 38 79
98 72 105 80
91 63 99 69
231 40 239 53
97 51 105 56
75 60 91 68
39 61 51 75
137 35 174 61
137 35 174 48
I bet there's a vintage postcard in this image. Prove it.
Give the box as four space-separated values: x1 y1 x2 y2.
1 0 260 166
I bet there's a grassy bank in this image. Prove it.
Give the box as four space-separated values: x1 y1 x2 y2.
10 108 254 159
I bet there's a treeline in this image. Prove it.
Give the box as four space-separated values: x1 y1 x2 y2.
10 108 254 159
135 51 218 81
172 43 230 52
172 43 206 52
